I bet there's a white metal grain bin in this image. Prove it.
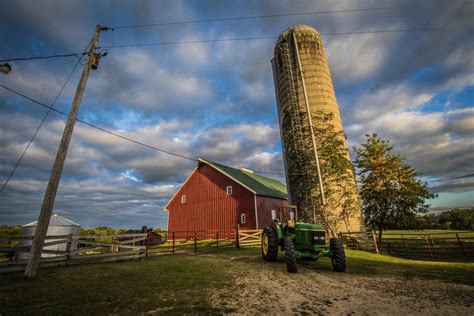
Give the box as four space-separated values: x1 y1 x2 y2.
16 214 81 260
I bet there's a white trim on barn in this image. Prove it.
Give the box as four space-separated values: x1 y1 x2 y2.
198 159 257 195
164 166 198 212
254 194 259 229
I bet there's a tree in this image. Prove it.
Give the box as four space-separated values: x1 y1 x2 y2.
438 208 474 230
353 134 437 245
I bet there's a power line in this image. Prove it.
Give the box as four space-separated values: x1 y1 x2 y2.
3 27 460 63
98 27 455 50
255 172 474 183
426 173 474 183
112 2 470 29
2 88 473 182
0 53 88 63
1 87 473 184
103 28 455 49
2 0 470 63
0 85 197 163
0 41 92 193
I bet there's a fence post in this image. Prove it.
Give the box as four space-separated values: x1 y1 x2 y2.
172 232 175 255
65 234 73 263
424 235 433 258
216 232 219 248
456 233 466 257
236 224 240 248
145 231 150 258
141 226 148 258
194 231 197 253
401 234 407 257
372 230 380 254
429 235 437 258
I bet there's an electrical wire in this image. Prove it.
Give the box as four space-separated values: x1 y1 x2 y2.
2 84 472 181
1 0 469 62
98 27 455 50
111 2 471 29
0 53 88 63
2 86 472 183
2 85 473 185
426 173 474 183
0 85 198 163
3 26 461 63
0 41 92 193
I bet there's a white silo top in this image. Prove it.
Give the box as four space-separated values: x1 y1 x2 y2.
22 214 81 227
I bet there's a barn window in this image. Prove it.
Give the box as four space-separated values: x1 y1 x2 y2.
271 210 277 220
181 195 186 204
240 213 246 224
226 186 233 195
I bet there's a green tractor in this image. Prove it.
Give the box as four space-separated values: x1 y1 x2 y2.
261 207 346 273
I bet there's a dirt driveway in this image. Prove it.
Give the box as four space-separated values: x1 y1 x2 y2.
209 254 473 315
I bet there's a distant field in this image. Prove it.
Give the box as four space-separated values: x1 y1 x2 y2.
0 247 473 315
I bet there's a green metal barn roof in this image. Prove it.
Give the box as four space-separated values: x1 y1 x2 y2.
199 159 288 199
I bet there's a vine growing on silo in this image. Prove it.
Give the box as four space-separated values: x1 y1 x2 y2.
307 111 360 237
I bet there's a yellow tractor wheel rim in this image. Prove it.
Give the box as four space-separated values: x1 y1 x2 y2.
262 234 269 255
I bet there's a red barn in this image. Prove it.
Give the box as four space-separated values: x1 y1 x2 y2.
164 159 288 238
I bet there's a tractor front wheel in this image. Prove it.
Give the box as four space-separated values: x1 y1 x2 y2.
261 226 278 262
284 236 298 273
330 238 346 272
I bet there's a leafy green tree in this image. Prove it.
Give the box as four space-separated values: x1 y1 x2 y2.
353 134 437 244
438 208 474 230
152 227 166 237
0 225 21 238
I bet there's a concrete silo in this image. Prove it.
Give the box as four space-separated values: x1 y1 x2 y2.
271 24 364 234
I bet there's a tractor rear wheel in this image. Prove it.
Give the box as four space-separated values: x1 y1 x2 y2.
261 226 278 262
284 236 298 273
330 238 346 272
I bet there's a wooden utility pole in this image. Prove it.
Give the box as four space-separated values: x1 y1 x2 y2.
24 25 106 279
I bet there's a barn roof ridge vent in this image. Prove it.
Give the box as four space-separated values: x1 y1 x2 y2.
240 167 254 174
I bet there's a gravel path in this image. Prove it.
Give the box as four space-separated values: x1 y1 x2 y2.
210 255 473 315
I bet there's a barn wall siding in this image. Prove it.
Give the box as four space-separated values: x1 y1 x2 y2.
167 164 256 238
257 196 289 229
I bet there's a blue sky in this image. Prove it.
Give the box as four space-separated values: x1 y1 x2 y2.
0 0 473 229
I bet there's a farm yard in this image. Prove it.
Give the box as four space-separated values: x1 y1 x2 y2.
1 247 472 315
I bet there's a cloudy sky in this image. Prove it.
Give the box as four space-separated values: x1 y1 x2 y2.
1 0 473 229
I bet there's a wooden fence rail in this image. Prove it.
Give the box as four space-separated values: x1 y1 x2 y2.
377 232 473 259
0 230 238 273
339 230 378 253
236 228 262 248
339 230 474 260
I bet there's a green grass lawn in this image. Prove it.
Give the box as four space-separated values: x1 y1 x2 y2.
0 247 473 315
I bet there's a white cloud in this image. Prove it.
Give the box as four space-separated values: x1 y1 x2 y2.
326 33 386 81
353 84 433 121
174 40 209 67
89 49 214 111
